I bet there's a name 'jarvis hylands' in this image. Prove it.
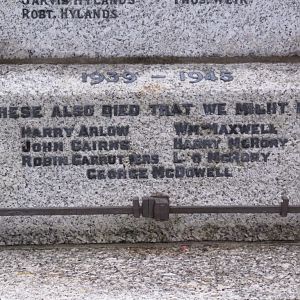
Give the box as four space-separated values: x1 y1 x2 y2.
21 0 136 19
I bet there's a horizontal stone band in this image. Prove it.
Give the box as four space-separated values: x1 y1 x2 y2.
0 0 299 59
0 63 299 244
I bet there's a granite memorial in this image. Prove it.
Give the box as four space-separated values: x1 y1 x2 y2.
0 1 299 245
0 0 299 60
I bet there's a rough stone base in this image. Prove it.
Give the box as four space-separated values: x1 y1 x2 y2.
0 242 299 300
0 215 299 245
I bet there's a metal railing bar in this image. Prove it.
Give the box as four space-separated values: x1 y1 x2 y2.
0 198 298 220
0 207 133 217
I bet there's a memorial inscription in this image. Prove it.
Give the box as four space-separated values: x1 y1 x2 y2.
15 100 293 182
21 0 136 20
20 0 250 20
1 67 295 181
0 63 299 197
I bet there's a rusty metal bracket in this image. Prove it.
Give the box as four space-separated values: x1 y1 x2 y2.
0 196 299 221
141 194 170 221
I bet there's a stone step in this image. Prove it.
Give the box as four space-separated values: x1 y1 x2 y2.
0 242 299 300
0 63 299 244
0 0 299 60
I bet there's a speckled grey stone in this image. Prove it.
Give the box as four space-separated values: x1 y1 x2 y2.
0 0 299 60
0 63 299 245
0 242 299 300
